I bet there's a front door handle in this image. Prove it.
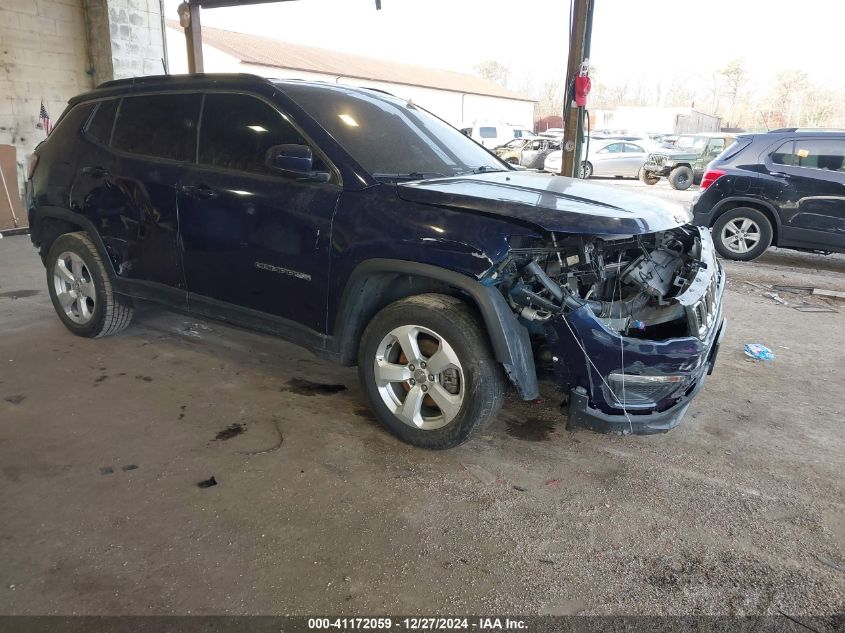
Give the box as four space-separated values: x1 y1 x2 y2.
82 165 109 178
181 184 218 199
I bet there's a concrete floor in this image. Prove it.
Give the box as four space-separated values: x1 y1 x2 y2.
0 231 843 616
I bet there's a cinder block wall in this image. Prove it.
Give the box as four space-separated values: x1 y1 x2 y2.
0 0 165 198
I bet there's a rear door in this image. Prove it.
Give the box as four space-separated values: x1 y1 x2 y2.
592 142 626 176
769 137 845 249
75 93 200 299
177 92 342 332
622 142 648 177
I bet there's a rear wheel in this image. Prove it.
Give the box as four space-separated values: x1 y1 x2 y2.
46 232 133 337
358 294 505 449
640 169 659 185
506 157 519 165
712 207 773 261
668 165 694 190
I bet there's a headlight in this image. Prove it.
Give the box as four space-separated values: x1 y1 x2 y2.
605 372 688 408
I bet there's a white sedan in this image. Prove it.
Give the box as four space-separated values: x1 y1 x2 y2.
543 139 650 178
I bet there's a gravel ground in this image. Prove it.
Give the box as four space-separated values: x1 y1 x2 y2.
0 219 843 619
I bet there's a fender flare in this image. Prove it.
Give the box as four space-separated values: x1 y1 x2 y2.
708 196 782 242
334 259 539 400
30 205 119 277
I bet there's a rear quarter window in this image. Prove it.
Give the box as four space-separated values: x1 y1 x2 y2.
479 127 497 139
85 99 119 146
111 93 202 162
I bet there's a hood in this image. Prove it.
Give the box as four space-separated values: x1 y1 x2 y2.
650 147 697 159
396 171 691 235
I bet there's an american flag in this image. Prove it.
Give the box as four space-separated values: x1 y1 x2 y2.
39 101 52 135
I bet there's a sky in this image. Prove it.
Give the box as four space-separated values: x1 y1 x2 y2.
163 0 844 93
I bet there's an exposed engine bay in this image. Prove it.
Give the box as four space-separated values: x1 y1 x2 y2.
494 226 714 340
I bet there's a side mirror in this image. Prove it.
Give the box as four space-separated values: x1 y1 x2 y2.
265 144 314 177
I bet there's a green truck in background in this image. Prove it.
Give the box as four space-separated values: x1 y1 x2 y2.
641 132 736 190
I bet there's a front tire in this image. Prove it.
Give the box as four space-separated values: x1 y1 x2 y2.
712 208 773 261
46 232 133 337
668 165 694 190
640 169 659 185
580 161 593 179
358 294 506 449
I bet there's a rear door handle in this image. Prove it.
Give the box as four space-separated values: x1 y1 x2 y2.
181 184 218 199
82 165 108 178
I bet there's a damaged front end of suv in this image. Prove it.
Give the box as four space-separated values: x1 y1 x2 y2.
488 224 726 433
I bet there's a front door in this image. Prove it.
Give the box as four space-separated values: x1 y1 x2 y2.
177 92 342 332
771 137 845 250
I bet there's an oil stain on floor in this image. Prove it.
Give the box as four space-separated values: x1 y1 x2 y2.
281 378 347 396
506 416 557 442
214 423 246 441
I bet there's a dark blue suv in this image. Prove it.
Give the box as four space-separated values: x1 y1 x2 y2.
692 129 845 260
26 74 726 448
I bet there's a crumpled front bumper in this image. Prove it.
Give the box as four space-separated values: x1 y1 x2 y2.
547 242 727 434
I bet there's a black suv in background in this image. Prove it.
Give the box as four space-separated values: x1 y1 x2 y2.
691 130 845 260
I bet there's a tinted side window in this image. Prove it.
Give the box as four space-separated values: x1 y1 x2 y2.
86 99 118 145
112 94 201 161
625 143 644 153
198 93 325 175
793 139 845 172
604 143 625 153
479 127 497 139
771 141 795 166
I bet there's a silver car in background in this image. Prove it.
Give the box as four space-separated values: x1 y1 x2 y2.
543 139 651 178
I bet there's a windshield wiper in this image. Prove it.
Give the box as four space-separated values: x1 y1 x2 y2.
458 166 509 175
372 171 445 182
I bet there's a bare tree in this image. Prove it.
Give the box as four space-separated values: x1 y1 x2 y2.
719 59 747 127
474 60 510 88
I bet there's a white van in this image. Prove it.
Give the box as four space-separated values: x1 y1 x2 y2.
459 124 536 149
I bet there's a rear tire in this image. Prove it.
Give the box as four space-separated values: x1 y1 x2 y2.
640 169 659 185
46 232 133 338
668 165 694 190
358 294 505 449
712 208 773 261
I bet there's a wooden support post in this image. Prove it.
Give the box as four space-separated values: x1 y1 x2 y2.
181 1 204 74
560 0 590 178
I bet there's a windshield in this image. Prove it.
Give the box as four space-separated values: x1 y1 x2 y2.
281 84 507 179
676 135 708 150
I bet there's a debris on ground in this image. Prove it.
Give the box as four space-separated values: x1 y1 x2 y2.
121 464 138 471
241 417 284 456
743 280 772 290
99 466 114 475
763 291 789 306
197 476 218 488
773 285 813 295
812 288 845 301
794 304 838 313
744 343 775 361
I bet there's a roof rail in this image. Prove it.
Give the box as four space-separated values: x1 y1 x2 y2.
96 72 267 89
769 127 845 133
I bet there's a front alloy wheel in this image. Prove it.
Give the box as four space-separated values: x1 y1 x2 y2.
374 325 464 430
358 294 506 449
